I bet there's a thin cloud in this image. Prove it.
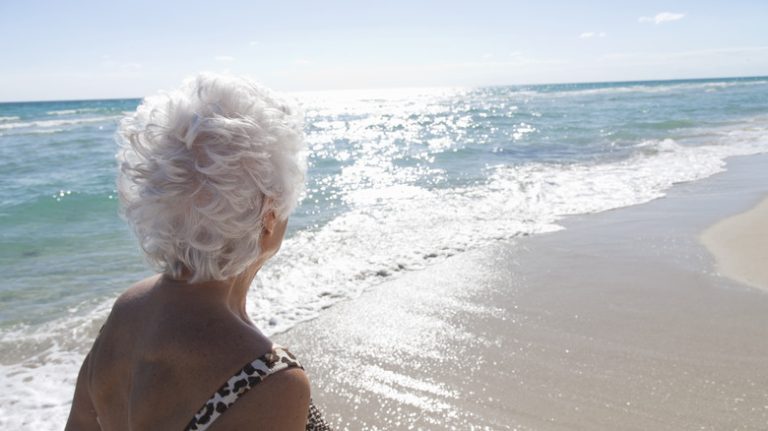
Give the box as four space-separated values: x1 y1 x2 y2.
458 55 566 68
579 32 606 39
100 56 143 71
639 12 686 24
601 45 768 62
120 63 143 71
249 41 259 46
294 58 312 65
214 55 235 63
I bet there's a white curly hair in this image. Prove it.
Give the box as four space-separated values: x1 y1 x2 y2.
116 73 305 282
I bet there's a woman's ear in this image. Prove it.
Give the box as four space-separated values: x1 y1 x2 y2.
262 209 277 236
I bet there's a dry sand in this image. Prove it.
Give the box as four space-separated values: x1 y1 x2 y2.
701 197 768 292
275 155 768 430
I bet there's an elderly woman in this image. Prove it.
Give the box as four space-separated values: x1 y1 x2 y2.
65 74 329 430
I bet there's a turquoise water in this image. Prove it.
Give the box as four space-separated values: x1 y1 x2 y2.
2 77 768 328
1 76 768 428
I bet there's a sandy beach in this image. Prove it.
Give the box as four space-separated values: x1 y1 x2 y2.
276 154 768 430
701 197 768 292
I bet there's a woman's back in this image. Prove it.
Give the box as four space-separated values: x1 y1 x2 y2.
70 276 310 430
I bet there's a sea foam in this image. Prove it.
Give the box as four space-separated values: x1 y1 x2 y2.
0 116 120 130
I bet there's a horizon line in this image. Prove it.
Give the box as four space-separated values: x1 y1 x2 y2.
1 74 766 105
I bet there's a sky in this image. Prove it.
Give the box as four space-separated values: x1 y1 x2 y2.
1 0 767 101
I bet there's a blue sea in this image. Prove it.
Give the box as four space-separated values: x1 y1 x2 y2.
1 76 768 428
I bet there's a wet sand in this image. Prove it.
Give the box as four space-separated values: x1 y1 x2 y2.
275 154 768 430
701 197 768 292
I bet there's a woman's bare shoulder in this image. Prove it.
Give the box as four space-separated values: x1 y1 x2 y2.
91 275 160 347
205 366 311 430
113 275 161 308
106 275 271 359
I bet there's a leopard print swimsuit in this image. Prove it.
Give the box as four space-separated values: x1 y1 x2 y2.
185 347 331 431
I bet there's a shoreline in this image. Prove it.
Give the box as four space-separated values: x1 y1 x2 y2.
276 154 768 430
701 196 768 292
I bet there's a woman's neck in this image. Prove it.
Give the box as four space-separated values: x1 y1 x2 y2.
161 263 262 325
226 265 261 323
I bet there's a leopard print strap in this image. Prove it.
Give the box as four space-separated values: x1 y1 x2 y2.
306 401 333 431
185 346 303 431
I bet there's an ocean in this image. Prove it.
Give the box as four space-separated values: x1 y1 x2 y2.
1 76 768 428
